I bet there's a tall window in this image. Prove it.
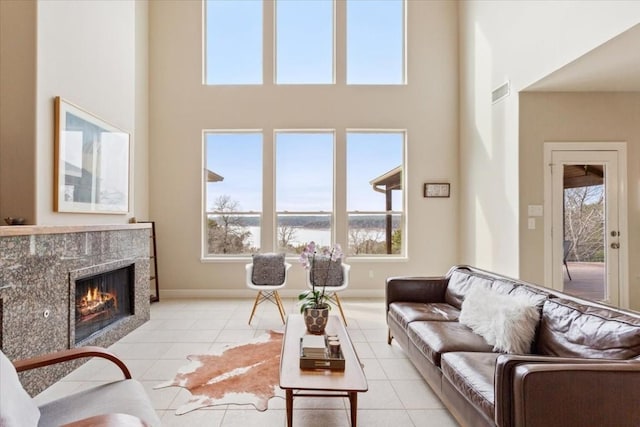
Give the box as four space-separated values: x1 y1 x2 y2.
204 0 406 85
276 132 334 253
276 0 334 84
204 132 262 255
204 0 262 84
346 0 405 84
347 132 404 255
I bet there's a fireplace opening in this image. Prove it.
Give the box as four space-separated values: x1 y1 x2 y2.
75 264 134 344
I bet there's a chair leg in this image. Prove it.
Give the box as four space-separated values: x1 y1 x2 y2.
333 293 348 326
274 291 286 324
388 328 393 345
248 291 262 325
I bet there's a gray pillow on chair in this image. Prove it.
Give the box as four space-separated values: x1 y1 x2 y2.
310 256 343 287
251 253 286 286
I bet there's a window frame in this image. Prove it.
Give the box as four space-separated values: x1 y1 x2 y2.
202 129 264 258
273 129 337 254
346 129 407 258
202 0 264 85
345 0 407 85
201 128 407 260
274 0 336 85
203 0 407 87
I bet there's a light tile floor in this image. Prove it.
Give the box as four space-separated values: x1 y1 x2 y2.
35 298 459 427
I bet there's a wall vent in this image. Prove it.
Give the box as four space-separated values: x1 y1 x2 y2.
492 81 510 104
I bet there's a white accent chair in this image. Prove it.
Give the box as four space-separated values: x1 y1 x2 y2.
305 263 350 326
1 347 160 427
246 254 291 325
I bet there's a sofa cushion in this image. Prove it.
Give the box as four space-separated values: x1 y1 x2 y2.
444 270 520 309
388 302 460 328
407 321 495 366
37 379 161 427
441 352 499 421
489 279 520 295
510 283 553 301
460 287 544 354
251 253 286 286
0 351 41 427
537 298 640 359
445 271 495 309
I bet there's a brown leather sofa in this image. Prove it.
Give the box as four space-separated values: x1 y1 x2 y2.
386 265 640 427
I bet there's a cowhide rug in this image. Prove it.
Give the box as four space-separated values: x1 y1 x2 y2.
155 330 284 415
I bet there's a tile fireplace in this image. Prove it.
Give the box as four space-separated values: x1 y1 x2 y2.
0 224 152 395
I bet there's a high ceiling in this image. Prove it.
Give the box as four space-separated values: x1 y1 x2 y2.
526 23 640 92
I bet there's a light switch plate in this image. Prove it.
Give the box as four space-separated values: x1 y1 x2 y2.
528 218 536 230
528 205 543 217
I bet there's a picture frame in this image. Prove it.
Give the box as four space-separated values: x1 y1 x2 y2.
424 183 450 198
54 97 130 214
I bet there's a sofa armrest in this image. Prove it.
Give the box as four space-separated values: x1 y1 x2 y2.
511 362 640 427
12 346 131 379
385 276 448 311
495 354 640 427
62 413 149 427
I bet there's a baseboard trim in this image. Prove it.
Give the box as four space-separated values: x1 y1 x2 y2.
160 289 385 299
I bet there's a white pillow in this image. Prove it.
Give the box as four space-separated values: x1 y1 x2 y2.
0 351 41 427
459 286 544 354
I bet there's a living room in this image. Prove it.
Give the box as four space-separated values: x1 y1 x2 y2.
1 1 639 426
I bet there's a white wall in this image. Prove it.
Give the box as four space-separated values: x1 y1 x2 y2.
458 1 640 277
149 1 459 297
35 0 145 224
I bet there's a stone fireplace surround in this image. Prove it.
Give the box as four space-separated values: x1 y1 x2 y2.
0 224 151 395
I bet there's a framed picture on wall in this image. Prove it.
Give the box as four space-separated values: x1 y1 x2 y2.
54 96 130 214
423 183 450 198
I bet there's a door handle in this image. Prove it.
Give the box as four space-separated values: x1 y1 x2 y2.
611 243 620 249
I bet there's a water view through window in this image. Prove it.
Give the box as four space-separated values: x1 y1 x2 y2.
205 131 404 257
205 132 262 255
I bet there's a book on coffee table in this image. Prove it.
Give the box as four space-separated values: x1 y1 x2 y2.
301 335 327 358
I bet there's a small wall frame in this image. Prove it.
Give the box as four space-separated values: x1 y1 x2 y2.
424 183 450 198
54 97 130 214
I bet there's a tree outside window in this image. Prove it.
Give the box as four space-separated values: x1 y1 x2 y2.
205 132 262 255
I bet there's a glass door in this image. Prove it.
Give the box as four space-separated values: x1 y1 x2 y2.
550 150 619 304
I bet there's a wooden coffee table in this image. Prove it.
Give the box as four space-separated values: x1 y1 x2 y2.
279 314 368 426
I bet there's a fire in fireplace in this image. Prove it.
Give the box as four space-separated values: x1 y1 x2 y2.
75 264 134 344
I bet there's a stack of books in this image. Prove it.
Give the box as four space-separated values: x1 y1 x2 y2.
301 335 327 358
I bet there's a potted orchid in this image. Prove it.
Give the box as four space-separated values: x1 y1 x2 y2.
298 241 343 334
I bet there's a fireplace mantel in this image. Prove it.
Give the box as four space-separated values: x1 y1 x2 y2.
0 223 150 237
0 224 152 395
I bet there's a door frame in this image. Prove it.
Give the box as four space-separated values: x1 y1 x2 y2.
543 142 629 308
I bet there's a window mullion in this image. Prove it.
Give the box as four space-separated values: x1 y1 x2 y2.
335 129 347 250
263 128 275 251
263 0 274 86
334 0 346 85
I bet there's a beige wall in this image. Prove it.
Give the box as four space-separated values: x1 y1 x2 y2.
458 1 640 277
519 92 640 309
149 0 459 296
3 0 636 300
0 0 148 225
0 0 37 224
134 1 150 221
